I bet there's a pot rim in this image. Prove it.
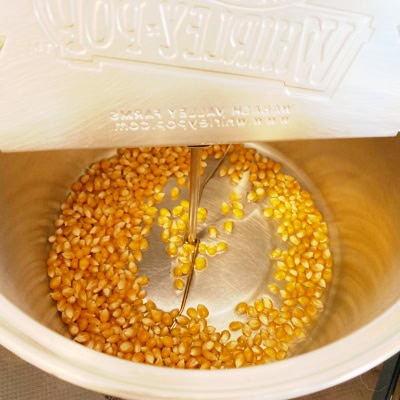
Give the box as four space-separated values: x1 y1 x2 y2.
0 294 399 399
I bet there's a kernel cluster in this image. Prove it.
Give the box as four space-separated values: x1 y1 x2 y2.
47 144 333 368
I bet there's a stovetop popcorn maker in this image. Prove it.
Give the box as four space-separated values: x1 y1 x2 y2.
0 0 399 150
0 1 399 400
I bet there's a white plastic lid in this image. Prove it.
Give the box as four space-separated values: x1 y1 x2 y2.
0 0 399 151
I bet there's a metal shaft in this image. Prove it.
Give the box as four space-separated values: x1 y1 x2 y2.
187 147 202 244
172 145 231 327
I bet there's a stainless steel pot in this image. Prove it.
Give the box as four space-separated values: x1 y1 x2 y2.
0 136 399 399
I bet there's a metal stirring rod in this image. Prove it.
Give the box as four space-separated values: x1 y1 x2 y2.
188 144 232 243
173 145 231 324
172 147 202 325
187 147 203 245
